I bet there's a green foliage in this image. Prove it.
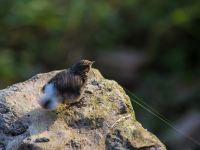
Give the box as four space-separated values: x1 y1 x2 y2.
0 0 199 85
0 50 15 81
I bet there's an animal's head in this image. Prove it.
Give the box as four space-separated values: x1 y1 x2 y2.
71 60 94 74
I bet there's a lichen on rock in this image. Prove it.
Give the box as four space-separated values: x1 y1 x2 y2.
0 69 166 150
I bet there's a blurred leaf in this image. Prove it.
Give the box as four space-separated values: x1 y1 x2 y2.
0 49 15 81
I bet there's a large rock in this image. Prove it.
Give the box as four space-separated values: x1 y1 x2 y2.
0 69 166 150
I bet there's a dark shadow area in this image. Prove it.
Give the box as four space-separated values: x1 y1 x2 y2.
64 111 104 130
17 143 42 150
0 107 57 149
20 108 58 135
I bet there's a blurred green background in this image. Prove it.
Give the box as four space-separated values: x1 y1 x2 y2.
0 0 200 149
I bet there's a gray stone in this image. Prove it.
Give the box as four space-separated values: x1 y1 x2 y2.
0 69 166 150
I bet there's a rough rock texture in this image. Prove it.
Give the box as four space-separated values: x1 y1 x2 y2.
0 69 166 150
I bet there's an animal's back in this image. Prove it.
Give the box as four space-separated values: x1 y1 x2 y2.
47 69 84 103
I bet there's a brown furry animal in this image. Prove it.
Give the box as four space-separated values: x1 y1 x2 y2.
39 60 94 110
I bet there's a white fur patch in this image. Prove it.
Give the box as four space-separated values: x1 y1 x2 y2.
38 83 59 110
44 83 56 97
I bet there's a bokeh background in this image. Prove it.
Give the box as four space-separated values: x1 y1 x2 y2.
0 0 200 149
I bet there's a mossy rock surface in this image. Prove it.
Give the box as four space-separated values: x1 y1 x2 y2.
0 69 166 150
